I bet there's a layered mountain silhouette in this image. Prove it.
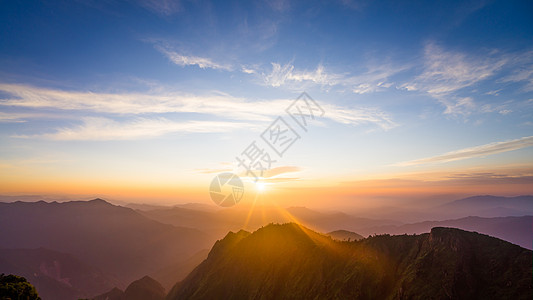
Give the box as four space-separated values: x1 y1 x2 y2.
93 276 165 300
150 249 209 292
359 195 533 221
139 205 401 237
0 248 117 300
2 196 532 299
439 195 533 217
140 199 533 249
168 223 532 300
0 199 214 295
359 215 533 249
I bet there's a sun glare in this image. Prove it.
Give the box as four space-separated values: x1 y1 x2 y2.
256 182 267 193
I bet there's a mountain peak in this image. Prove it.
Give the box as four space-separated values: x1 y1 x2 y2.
327 229 364 241
169 224 532 300
88 198 111 204
123 276 165 300
94 276 165 300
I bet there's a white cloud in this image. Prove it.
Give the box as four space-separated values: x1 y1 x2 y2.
0 83 397 133
261 62 406 94
442 97 475 116
343 64 408 94
498 109 512 115
352 81 393 94
320 103 397 130
402 43 508 115
395 135 533 166
241 67 257 74
500 55 533 92
419 43 505 94
0 83 276 120
0 112 28 123
157 46 232 70
479 101 514 116
0 112 81 122
13 117 252 141
262 63 339 87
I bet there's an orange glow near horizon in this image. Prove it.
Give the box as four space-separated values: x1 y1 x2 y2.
1 164 532 209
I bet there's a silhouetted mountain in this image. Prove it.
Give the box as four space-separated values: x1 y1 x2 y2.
168 223 532 300
140 199 532 250
438 195 533 217
333 195 533 222
125 203 172 211
140 205 399 238
0 248 117 300
94 276 164 300
173 203 219 212
150 249 209 291
0 199 214 287
327 229 363 241
124 276 165 300
359 215 533 249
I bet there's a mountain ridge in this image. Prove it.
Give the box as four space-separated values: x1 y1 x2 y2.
0 199 215 289
168 223 532 300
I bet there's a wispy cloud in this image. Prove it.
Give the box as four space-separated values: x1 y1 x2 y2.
0 112 28 123
262 63 339 87
157 46 232 70
395 135 533 166
480 101 513 115
193 164 301 178
0 83 396 131
137 0 182 16
402 43 508 115
13 117 251 141
263 166 301 178
261 62 407 95
500 52 533 92
264 0 291 12
343 64 409 94
0 83 279 119
446 171 533 184
320 103 397 130
194 167 234 174
239 165 303 184
405 43 506 95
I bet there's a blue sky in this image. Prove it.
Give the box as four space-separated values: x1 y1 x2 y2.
1 0 532 206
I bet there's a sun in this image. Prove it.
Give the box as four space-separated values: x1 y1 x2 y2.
256 182 267 193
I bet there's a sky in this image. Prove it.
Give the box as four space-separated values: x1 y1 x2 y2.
0 0 532 208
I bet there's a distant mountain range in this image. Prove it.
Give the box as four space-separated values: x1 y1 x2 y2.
139 197 533 249
329 195 533 222
0 248 117 300
358 215 533 249
168 223 533 300
437 195 533 217
1 195 532 299
0 199 215 298
138 205 401 237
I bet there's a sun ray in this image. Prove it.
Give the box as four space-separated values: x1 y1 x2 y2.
242 188 261 231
